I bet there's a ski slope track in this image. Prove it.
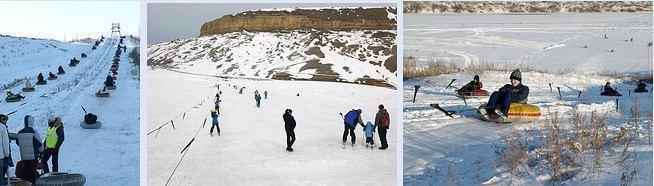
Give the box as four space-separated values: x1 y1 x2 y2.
148 69 397 185
0 36 140 185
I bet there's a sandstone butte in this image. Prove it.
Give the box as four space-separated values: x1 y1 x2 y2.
200 7 397 36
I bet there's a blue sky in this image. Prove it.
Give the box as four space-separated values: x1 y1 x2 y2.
0 1 139 42
147 3 394 44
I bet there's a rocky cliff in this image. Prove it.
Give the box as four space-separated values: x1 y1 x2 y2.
200 7 397 36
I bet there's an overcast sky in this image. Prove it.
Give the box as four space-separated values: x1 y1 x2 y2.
147 3 394 44
0 1 139 42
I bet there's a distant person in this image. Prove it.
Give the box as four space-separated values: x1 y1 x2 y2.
457 75 483 95
210 109 220 136
375 104 390 150
601 82 622 96
0 114 12 182
635 80 648 93
283 109 296 152
255 93 262 108
484 69 529 119
342 109 364 145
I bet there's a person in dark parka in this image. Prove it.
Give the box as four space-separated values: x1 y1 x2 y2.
37 73 45 83
457 75 483 95
375 104 390 150
601 82 622 96
635 80 648 93
485 69 529 119
283 109 296 152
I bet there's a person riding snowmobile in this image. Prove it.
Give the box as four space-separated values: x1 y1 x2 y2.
485 69 529 119
457 75 483 95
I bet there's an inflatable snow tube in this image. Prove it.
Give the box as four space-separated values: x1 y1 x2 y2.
47 77 57 80
106 86 116 90
95 92 110 97
458 89 490 98
80 121 102 129
68 63 77 67
634 88 648 93
36 81 47 85
35 172 86 186
22 87 35 92
57 72 65 75
6 177 31 186
600 91 622 96
5 97 22 103
478 103 541 123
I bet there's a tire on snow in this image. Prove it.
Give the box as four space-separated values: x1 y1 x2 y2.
35 172 86 186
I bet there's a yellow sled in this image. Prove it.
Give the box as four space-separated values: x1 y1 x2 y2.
478 103 541 123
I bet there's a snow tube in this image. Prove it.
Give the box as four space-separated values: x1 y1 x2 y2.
47 76 57 80
22 87 35 92
95 92 110 97
600 91 622 96
80 121 102 129
7 177 31 186
4 97 22 102
457 89 490 98
36 81 47 85
634 88 648 93
477 103 541 123
106 86 116 90
35 172 86 186
57 72 65 75
68 63 77 67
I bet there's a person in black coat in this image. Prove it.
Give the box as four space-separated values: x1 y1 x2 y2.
283 109 296 152
486 69 529 118
105 75 115 87
37 73 44 83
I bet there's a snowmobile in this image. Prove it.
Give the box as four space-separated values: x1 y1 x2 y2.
81 53 87 58
477 103 541 123
35 172 86 185
80 107 102 129
456 89 490 98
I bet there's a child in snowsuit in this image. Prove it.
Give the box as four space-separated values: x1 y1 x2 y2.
363 121 375 147
210 109 220 136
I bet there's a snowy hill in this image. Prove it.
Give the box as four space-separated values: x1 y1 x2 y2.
148 7 397 88
0 35 140 185
404 1 652 14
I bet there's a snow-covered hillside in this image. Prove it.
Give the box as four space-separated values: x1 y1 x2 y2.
147 69 397 185
0 35 140 185
148 30 397 88
403 13 652 185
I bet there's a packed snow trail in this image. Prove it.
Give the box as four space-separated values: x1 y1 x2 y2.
148 69 396 185
0 37 140 185
404 71 653 185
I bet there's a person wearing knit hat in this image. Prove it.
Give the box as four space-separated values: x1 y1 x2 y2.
485 69 529 119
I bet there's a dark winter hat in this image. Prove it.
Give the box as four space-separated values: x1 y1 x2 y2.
474 75 480 82
0 114 7 122
285 109 292 114
510 69 522 81
379 104 384 109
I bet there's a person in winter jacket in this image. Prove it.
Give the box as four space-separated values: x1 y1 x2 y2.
48 72 57 78
343 109 364 145
375 104 390 150
264 91 268 99
457 75 483 95
24 81 33 89
42 115 64 173
15 115 43 183
602 82 622 96
57 66 65 74
485 69 529 119
37 73 45 83
214 100 220 115
363 121 375 147
255 94 262 108
105 75 115 87
210 109 220 136
6 91 25 99
0 114 12 182
635 80 648 93
283 109 296 152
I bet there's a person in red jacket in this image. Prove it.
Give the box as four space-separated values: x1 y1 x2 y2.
375 104 390 150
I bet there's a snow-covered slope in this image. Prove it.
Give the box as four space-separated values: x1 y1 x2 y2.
405 13 652 74
147 69 397 185
0 36 140 185
148 30 397 88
